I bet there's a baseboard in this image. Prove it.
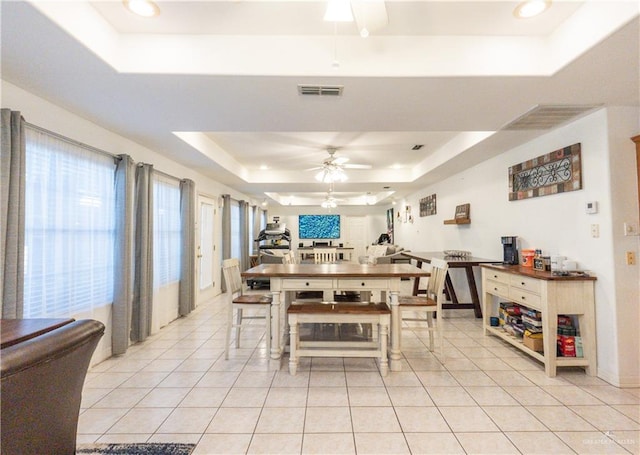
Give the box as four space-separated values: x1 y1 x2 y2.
597 367 640 388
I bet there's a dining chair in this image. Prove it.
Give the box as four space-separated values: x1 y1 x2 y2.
283 251 296 264
313 247 338 264
222 258 272 359
398 257 449 355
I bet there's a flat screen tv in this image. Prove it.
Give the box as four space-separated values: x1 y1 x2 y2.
298 214 340 239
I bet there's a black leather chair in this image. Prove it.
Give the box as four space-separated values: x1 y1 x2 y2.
1 319 105 455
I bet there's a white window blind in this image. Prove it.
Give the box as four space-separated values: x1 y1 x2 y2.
23 126 116 318
248 207 255 253
230 199 241 260
153 174 181 288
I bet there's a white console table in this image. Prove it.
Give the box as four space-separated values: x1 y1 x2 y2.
481 264 597 377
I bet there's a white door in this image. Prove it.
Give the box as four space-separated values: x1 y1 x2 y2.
197 196 217 304
343 216 368 261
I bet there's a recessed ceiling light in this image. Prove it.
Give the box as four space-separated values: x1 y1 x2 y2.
123 0 160 18
513 0 551 19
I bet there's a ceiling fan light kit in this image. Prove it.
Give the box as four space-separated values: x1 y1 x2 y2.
324 0 354 22
315 168 348 183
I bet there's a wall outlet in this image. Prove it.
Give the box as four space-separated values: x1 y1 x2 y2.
590 224 600 238
626 251 636 265
624 222 639 236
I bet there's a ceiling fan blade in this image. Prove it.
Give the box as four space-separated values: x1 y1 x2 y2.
343 163 372 169
351 0 388 35
333 156 350 165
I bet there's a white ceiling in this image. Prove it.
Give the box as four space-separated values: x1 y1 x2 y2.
2 1 639 206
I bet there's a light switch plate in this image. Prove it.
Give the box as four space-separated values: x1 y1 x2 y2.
624 222 639 236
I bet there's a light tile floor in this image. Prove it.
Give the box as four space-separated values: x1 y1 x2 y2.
78 290 640 454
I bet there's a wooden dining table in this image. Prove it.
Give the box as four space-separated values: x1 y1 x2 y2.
402 251 501 318
241 262 430 371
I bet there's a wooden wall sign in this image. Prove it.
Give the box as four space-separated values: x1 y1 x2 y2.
509 143 582 201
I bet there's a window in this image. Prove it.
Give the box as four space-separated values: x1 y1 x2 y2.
23 127 116 317
153 174 181 288
230 199 241 260
248 206 255 253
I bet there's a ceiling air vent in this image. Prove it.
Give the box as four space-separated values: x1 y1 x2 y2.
298 84 344 96
411 144 424 150
503 104 601 130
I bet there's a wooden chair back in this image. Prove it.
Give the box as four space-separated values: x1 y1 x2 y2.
313 248 337 264
283 251 296 264
425 258 449 305
222 258 244 296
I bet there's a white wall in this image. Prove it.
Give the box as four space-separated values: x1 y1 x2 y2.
2 80 254 364
396 108 640 387
605 107 640 386
267 205 387 249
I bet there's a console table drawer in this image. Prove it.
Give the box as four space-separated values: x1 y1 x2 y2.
486 279 509 298
337 279 389 290
509 288 541 309
510 275 541 294
485 270 511 285
283 279 330 290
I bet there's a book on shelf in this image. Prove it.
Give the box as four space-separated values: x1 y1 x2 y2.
522 315 543 327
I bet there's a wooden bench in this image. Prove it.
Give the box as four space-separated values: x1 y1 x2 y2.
287 302 391 376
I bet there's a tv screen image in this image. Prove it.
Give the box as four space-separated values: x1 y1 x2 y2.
298 214 340 239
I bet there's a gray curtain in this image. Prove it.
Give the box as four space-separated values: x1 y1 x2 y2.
179 179 196 316
0 109 25 319
239 200 250 271
132 163 154 342
221 194 231 292
112 154 135 354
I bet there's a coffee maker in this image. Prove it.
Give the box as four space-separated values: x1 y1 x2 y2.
501 236 519 265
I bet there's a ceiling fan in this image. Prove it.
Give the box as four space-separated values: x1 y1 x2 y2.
311 148 372 183
321 182 346 208
324 0 389 37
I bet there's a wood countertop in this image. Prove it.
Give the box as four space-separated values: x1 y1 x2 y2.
482 263 596 281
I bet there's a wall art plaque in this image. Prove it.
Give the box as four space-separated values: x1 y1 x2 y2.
509 143 582 201
419 194 437 216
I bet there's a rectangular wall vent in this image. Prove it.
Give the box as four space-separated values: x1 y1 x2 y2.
298 84 344 96
503 104 601 130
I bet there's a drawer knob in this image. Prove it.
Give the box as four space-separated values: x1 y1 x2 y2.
494 287 498 291
521 296 526 300
306 282 310 286
494 275 498 279
521 282 526 286
361 282 365 286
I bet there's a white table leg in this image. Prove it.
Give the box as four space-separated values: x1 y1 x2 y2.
289 314 298 375
270 289 281 360
389 290 402 371
379 319 389 376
